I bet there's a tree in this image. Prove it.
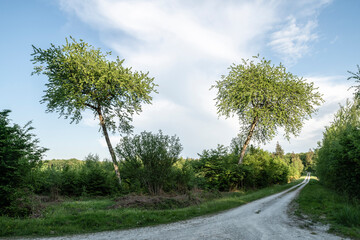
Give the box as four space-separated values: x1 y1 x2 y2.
212 55 323 164
0 110 47 215
31 37 157 184
230 134 245 156
316 99 360 198
290 154 304 179
305 149 314 170
116 131 183 195
274 141 284 158
348 64 360 101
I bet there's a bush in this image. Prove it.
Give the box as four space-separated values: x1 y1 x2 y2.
27 156 120 197
196 145 244 191
316 99 360 199
196 145 292 191
242 147 290 188
0 110 47 216
169 158 196 193
80 154 119 196
116 130 183 195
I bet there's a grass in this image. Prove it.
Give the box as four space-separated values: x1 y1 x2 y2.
296 177 360 239
0 178 304 238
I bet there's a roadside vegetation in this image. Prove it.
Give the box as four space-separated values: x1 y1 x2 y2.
0 109 311 237
0 177 304 237
296 66 360 239
297 178 360 239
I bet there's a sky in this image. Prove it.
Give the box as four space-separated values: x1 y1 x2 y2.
0 0 359 160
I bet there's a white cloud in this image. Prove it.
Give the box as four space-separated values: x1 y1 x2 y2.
269 16 318 64
308 75 353 104
59 0 280 67
59 0 338 157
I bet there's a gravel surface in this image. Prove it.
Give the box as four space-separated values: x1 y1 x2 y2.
23 174 348 240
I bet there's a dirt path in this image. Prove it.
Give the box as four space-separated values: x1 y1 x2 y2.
27 174 348 240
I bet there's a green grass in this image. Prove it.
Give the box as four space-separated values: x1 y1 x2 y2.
0 178 304 238
296 178 360 239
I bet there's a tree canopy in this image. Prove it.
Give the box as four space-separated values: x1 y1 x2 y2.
212 55 323 163
31 37 157 184
316 99 360 198
0 110 47 215
274 142 284 158
348 64 360 101
31 37 157 133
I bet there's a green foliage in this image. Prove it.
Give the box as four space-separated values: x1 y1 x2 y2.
316 99 360 199
0 110 47 216
81 154 119 196
4 188 39 218
171 158 196 193
229 135 245 156
348 64 360 101
297 179 360 239
195 145 294 191
212 55 323 160
31 37 158 184
242 148 290 187
31 37 157 134
196 145 244 191
289 154 304 180
0 179 303 238
274 141 284 158
28 156 120 197
303 149 315 171
116 131 183 195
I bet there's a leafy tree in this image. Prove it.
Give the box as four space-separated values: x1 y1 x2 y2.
229 134 245 156
316 99 360 198
116 131 183 195
348 65 360 101
243 147 290 187
0 110 47 215
81 154 117 196
197 145 243 191
274 141 284 158
289 154 304 179
305 149 314 171
31 37 157 184
212 55 323 164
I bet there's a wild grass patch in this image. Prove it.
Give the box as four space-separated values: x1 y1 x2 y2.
0 178 303 238
296 178 360 239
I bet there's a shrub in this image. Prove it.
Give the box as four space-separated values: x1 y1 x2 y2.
0 110 47 216
27 156 120 197
170 158 196 193
196 145 244 191
316 99 360 199
196 145 291 191
80 154 116 196
116 130 183 195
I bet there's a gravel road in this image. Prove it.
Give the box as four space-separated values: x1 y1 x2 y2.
25 173 348 240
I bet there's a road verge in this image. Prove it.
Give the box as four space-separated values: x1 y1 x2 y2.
0 178 304 238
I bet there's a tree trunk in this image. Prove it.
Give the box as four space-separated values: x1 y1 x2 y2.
238 116 259 164
97 109 122 185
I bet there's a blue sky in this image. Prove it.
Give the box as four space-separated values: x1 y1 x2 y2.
1 0 359 160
